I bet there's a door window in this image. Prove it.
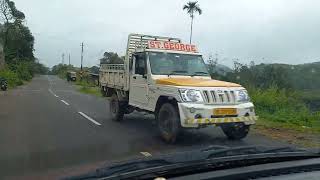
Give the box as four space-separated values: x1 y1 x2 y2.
134 53 146 75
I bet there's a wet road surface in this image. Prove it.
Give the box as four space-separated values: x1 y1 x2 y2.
0 75 290 179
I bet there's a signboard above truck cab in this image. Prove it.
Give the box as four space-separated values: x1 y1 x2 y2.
147 40 198 53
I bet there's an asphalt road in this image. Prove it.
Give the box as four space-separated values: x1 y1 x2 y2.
0 75 290 179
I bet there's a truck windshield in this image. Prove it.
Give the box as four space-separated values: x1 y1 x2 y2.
148 52 210 76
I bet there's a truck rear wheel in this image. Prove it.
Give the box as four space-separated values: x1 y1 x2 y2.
157 103 181 144
101 88 107 97
110 93 125 121
221 122 250 140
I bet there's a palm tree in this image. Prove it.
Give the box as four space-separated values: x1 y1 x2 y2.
183 1 202 44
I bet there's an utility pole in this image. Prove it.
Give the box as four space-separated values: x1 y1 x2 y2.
80 42 84 71
68 53 71 65
80 42 84 81
62 53 65 64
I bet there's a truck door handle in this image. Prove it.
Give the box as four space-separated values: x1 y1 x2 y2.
133 76 136 79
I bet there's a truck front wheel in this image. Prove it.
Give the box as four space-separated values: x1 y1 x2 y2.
110 93 125 121
221 123 250 140
157 103 181 144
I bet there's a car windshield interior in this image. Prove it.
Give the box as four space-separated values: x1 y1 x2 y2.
148 52 209 76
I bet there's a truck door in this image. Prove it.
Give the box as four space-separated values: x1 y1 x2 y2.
129 53 148 107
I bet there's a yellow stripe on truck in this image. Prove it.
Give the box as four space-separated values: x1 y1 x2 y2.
186 116 258 125
156 78 242 87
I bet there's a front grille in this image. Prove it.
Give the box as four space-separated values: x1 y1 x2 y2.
202 90 236 104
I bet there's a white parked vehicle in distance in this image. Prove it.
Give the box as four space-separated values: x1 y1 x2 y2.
99 34 257 143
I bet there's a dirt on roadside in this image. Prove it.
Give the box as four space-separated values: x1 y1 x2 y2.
252 125 320 148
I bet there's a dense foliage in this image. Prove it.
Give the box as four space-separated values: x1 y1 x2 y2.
0 0 48 88
100 52 124 64
50 64 73 77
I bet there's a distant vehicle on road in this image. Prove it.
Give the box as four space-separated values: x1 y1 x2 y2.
0 77 7 91
99 34 257 143
67 71 77 82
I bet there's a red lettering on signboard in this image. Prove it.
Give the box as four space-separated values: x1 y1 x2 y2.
169 42 175 50
174 43 180 50
185 45 191 52
148 41 197 53
191 45 197 52
149 41 156 48
164 42 170 49
155 41 161 48
180 44 185 51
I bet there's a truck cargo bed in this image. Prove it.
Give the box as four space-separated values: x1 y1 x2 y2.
99 64 127 90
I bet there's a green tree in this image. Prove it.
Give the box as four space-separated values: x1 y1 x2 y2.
100 52 124 64
0 0 25 54
183 1 202 44
50 64 71 75
32 61 49 75
4 21 34 62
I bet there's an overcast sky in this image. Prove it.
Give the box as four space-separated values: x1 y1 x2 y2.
14 0 320 67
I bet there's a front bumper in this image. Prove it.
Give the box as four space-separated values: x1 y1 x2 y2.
178 102 257 128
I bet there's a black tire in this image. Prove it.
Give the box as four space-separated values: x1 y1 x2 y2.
110 93 125 121
157 103 181 144
101 88 107 97
221 123 250 140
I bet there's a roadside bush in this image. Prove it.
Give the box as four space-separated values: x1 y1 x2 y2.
300 90 320 112
249 86 320 128
16 62 33 81
0 68 23 87
0 61 47 88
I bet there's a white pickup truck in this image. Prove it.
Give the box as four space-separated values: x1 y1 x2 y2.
100 34 257 143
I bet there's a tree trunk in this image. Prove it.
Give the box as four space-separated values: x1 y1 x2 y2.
189 16 194 44
3 18 9 62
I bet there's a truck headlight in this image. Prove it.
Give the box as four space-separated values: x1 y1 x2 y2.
179 89 204 102
236 89 250 102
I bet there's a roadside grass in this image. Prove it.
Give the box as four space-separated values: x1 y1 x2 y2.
75 79 102 97
56 72 102 97
78 85 101 97
255 117 320 134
